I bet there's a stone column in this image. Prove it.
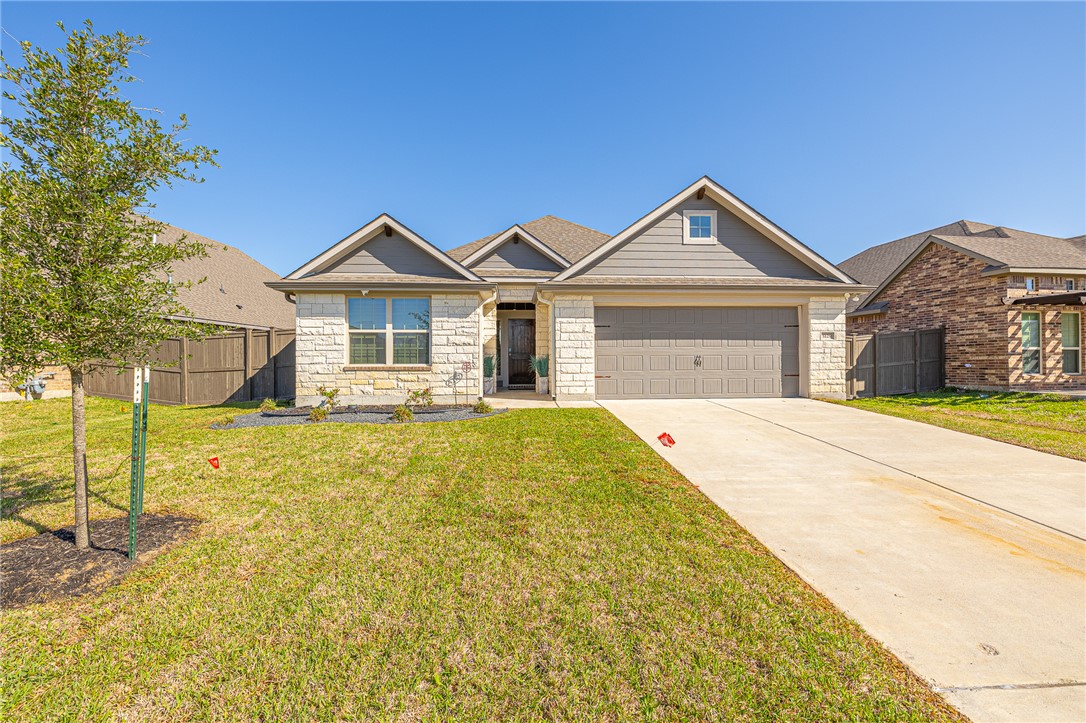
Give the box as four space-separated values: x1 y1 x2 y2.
807 296 847 399
553 295 595 401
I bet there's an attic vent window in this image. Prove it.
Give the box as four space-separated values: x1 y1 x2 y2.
682 209 717 245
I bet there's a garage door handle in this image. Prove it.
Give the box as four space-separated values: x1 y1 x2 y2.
595 375 611 379
784 374 799 377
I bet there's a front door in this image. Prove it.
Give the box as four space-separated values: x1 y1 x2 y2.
507 319 536 386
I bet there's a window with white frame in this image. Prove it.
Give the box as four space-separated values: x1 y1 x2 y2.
1021 311 1042 374
1067 279 1077 291
347 297 431 366
1025 277 1039 292
682 209 717 245
1062 312 1080 374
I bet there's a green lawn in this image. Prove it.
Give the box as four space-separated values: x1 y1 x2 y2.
834 390 1086 461
1 398 961 721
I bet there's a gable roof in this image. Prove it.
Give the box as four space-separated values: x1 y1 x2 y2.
843 221 1086 312
285 214 483 282
551 176 856 284
162 223 296 329
447 215 610 265
459 224 570 269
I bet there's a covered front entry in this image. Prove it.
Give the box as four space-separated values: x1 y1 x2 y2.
594 306 800 399
496 302 538 391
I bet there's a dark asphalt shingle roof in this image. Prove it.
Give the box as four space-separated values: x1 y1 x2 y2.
840 221 1086 311
161 223 296 329
447 215 611 266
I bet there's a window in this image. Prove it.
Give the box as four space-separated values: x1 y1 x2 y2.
1062 312 1081 374
1021 312 1042 374
347 297 430 365
1067 279 1077 292
1025 277 1038 292
682 209 717 245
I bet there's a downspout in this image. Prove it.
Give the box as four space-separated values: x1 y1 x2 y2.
536 292 556 400
478 289 498 398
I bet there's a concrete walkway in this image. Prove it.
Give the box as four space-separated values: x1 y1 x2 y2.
602 398 1086 723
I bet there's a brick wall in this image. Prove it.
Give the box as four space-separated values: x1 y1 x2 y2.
847 242 1086 391
0 364 72 402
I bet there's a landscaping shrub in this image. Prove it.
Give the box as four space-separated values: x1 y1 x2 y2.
391 405 414 422
258 398 278 413
406 388 433 408
472 397 492 414
307 406 328 423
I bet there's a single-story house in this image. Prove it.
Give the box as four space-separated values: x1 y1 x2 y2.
270 177 865 405
2 222 296 403
840 221 1086 392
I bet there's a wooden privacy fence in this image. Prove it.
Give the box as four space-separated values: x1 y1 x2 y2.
86 328 295 406
846 328 944 398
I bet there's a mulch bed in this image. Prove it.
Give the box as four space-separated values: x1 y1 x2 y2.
263 404 473 417
1 514 200 609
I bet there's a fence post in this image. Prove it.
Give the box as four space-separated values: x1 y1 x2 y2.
914 330 921 393
243 328 253 401
872 332 879 396
179 336 189 405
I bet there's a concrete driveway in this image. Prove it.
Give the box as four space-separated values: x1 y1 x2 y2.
602 398 1086 723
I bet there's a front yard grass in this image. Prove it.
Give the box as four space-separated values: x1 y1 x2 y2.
1 397 962 721
833 390 1086 460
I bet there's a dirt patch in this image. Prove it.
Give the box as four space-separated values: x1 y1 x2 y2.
1 514 199 609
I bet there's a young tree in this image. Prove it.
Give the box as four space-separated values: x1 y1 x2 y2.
0 21 217 548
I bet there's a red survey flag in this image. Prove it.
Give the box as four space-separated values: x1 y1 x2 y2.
657 432 675 447
208 457 220 469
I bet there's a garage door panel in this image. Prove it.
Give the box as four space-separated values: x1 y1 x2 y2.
594 306 800 399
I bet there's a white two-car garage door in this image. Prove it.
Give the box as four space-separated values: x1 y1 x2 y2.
594 307 800 399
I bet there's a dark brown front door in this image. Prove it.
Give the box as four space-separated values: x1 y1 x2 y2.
507 319 536 385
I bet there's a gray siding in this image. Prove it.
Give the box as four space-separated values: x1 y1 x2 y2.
587 198 824 279
322 232 461 278
474 239 563 273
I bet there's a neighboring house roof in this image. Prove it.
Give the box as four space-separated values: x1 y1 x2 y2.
447 215 610 265
842 221 1086 313
162 223 295 329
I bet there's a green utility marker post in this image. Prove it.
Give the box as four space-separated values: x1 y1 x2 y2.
137 366 150 515
127 366 149 560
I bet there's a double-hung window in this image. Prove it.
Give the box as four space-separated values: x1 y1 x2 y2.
682 209 717 245
1062 312 1081 375
347 297 430 366
1021 312 1042 375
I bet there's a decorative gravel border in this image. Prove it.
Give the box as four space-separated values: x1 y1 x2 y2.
213 407 508 429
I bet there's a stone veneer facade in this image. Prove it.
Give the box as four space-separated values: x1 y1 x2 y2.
847 243 1086 392
294 292 484 405
294 291 854 403
806 296 848 399
552 295 595 400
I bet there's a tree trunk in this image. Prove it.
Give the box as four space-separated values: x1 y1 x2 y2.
71 367 90 549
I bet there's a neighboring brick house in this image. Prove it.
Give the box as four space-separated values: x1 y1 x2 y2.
840 221 1086 392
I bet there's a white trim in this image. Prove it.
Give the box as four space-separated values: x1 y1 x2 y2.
461 225 571 269
682 209 717 245
552 176 855 283
286 214 483 282
982 267 1086 277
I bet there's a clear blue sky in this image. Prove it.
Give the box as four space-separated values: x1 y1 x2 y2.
3 1 1084 275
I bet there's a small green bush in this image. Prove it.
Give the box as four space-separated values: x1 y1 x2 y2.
406 388 433 408
258 398 278 413
210 414 235 428
316 386 340 409
482 355 495 378
391 405 414 422
472 397 492 414
308 406 328 423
